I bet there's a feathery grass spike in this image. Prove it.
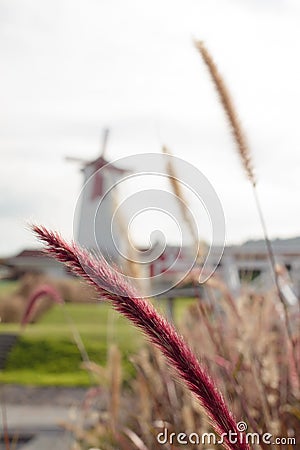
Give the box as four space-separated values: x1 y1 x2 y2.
32 224 250 450
194 40 255 186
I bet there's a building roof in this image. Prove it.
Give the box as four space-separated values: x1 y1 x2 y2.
14 249 47 258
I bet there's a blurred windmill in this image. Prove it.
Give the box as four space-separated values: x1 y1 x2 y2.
66 128 129 262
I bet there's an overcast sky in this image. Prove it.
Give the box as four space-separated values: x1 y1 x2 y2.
1 0 300 256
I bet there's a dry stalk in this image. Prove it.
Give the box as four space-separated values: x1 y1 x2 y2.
108 344 122 433
194 40 255 185
195 40 299 378
112 185 143 289
162 145 206 263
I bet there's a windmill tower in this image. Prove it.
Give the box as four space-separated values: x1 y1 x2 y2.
68 129 128 262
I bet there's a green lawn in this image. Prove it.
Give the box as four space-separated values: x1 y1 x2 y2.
0 297 195 386
0 303 140 386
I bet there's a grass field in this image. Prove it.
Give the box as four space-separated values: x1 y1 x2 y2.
0 291 195 386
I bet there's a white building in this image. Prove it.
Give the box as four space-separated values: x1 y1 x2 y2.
75 153 128 262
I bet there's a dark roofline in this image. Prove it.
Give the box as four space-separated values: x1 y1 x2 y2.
14 249 47 258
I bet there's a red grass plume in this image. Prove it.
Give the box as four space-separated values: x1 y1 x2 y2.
32 224 250 450
21 284 63 326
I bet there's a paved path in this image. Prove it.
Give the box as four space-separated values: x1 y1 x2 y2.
1 385 86 406
2 404 73 431
0 385 89 450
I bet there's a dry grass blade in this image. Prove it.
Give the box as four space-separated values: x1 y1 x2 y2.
112 186 142 284
162 146 207 265
194 40 255 186
162 146 199 246
122 428 149 450
108 345 122 432
195 40 299 384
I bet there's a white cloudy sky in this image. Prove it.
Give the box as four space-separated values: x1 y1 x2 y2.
1 0 300 256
